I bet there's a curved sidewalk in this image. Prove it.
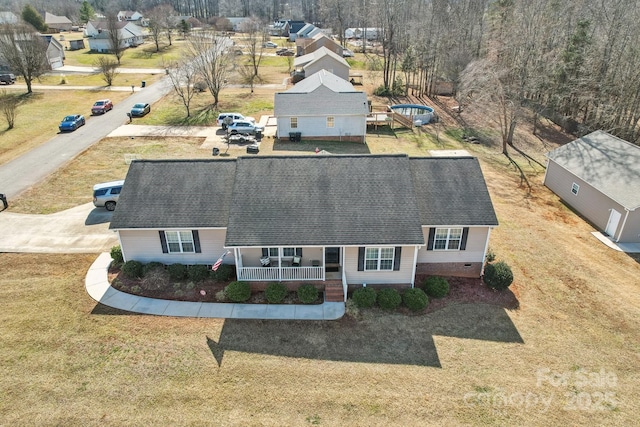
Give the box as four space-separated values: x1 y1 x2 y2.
85 253 345 320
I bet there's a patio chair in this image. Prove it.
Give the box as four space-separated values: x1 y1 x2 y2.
260 256 271 267
292 256 301 267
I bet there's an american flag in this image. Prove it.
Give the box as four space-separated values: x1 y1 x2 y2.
212 250 231 271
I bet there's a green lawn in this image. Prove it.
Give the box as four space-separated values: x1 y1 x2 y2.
63 39 185 69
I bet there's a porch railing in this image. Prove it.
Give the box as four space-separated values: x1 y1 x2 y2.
238 266 324 281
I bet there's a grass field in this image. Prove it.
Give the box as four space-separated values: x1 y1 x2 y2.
1 38 639 425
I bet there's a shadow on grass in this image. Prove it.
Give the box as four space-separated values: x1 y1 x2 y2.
207 304 523 368
272 139 371 154
90 302 144 315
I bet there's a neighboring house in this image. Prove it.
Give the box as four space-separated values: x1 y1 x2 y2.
40 35 64 69
295 23 322 40
274 70 368 142
109 155 498 290
117 10 144 24
44 12 73 32
86 20 144 52
544 130 640 243
269 20 306 38
226 17 251 32
292 46 350 82
297 33 343 57
0 11 19 24
345 27 381 40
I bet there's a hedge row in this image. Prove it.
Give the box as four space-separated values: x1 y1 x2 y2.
351 287 429 312
119 259 235 282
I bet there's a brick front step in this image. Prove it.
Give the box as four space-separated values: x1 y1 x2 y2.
325 284 344 302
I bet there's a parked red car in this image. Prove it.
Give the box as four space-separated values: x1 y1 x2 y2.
91 99 113 115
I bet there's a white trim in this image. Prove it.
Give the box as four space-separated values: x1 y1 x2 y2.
615 209 630 242
480 227 493 276
411 246 418 287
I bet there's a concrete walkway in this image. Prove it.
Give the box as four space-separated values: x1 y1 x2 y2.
86 253 345 320
591 232 640 253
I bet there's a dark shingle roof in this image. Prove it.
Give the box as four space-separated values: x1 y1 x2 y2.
110 155 498 245
226 155 424 246
410 157 499 226
109 159 236 229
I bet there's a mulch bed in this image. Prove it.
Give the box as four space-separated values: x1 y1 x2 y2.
108 267 519 311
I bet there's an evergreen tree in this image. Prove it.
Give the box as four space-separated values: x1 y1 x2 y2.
21 5 47 32
79 1 95 24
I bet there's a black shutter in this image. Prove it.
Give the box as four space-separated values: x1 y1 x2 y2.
159 231 168 253
427 228 435 250
357 247 365 271
393 247 402 270
296 247 303 256
262 248 268 257
193 230 201 253
460 227 469 250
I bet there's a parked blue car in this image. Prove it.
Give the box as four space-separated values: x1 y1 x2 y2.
59 114 85 132
130 103 151 117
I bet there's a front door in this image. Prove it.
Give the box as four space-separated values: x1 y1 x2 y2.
605 209 622 238
325 247 340 273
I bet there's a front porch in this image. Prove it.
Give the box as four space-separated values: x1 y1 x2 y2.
235 246 343 283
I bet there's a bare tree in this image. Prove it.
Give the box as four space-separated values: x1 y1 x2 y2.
0 89 19 129
95 57 119 86
239 17 265 88
458 59 519 155
0 24 49 94
106 14 125 65
185 31 233 107
165 59 199 118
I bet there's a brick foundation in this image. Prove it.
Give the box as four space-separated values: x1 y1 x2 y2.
415 262 482 278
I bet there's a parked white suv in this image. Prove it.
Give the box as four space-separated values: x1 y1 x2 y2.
93 180 124 211
228 120 264 135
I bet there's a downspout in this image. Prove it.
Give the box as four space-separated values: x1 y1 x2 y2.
411 245 420 288
341 247 347 302
233 248 241 280
480 227 493 277
615 209 631 243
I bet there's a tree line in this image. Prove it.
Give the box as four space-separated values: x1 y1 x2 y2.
3 0 640 142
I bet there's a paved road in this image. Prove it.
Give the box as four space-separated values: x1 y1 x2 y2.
0 75 174 199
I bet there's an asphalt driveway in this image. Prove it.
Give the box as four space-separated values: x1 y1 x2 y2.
0 203 118 253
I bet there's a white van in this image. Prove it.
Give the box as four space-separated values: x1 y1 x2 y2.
92 180 124 211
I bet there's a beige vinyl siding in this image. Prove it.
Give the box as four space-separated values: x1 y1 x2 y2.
305 57 350 81
238 247 324 267
618 210 640 243
417 226 489 264
343 246 416 285
544 160 626 236
119 229 229 264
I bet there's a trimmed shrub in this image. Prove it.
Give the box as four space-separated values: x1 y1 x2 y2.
131 285 142 294
377 288 402 310
211 264 234 281
167 263 187 281
188 264 210 282
185 282 196 291
224 281 251 302
486 248 496 263
483 261 514 290
121 260 143 278
402 288 429 311
140 266 170 290
265 282 288 304
143 261 165 275
345 299 361 319
352 287 377 308
110 245 124 264
215 290 228 302
297 284 319 304
423 276 450 298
